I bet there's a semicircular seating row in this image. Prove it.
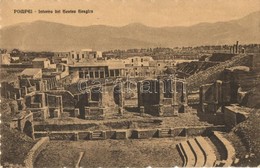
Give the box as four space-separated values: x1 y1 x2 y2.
176 132 235 167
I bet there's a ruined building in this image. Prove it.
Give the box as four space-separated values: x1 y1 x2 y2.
137 76 187 116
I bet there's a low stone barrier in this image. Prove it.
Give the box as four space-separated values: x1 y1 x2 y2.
33 125 226 141
132 129 158 139
212 131 235 167
186 125 226 136
23 137 50 167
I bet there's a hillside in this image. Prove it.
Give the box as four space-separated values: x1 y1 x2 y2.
1 11 260 51
227 108 260 166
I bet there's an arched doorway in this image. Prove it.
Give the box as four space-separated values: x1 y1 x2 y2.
23 120 34 138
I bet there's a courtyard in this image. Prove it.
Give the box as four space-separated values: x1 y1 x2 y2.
34 138 183 167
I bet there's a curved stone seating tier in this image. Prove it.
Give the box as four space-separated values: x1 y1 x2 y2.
180 141 196 167
176 144 187 167
195 136 217 167
177 133 235 167
177 136 217 167
212 131 235 167
188 139 205 167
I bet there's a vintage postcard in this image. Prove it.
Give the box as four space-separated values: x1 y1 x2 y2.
0 0 259 167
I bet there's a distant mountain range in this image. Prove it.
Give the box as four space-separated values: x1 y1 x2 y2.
1 11 260 51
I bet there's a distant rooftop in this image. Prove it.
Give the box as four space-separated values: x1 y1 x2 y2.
21 68 42 76
81 49 93 52
69 60 125 69
32 58 49 61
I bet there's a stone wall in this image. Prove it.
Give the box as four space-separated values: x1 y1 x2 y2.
138 77 187 116
34 125 226 140
34 123 97 132
224 105 250 130
23 137 49 167
200 80 231 113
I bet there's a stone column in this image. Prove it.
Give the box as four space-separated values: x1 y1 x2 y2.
93 71 96 79
38 93 46 107
158 77 164 105
114 70 116 77
17 89 22 99
118 83 124 115
158 77 164 116
83 70 86 79
98 86 103 107
158 104 163 117
171 75 179 115
88 87 92 102
140 106 145 116
215 80 222 104
199 85 205 113
98 70 101 79
137 81 144 109
56 95 63 114
182 81 188 106
84 107 90 119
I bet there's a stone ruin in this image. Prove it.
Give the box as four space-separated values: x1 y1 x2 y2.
9 110 35 139
137 76 188 116
24 92 63 120
76 86 105 120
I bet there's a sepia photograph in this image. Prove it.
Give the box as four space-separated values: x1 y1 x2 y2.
0 0 260 167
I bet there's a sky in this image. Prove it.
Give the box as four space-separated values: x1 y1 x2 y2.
1 0 260 28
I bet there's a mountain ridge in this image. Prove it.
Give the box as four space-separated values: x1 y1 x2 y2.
1 11 259 51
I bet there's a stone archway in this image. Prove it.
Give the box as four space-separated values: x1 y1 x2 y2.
23 120 34 138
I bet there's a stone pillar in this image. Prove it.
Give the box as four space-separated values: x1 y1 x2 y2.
56 95 63 113
114 70 116 77
215 80 222 104
86 88 92 105
74 132 79 141
98 70 101 79
236 41 239 54
38 93 46 107
140 106 145 116
182 81 188 106
171 75 179 115
98 86 103 107
158 77 164 105
199 85 205 113
118 83 124 115
93 71 96 79
108 69 111 77
6 91 10 99
137 81 144 109
14 94 17 100
74 108 80 117
158 104 163 117
17 89 22 99
84 107 90 119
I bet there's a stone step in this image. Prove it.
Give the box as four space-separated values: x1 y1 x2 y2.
176 143 187 167
92 132 102 138
159 129 171 137
195 136 216 167
188 139 205 167
180 141 196 167
209 135 227 160
212 131 236 167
